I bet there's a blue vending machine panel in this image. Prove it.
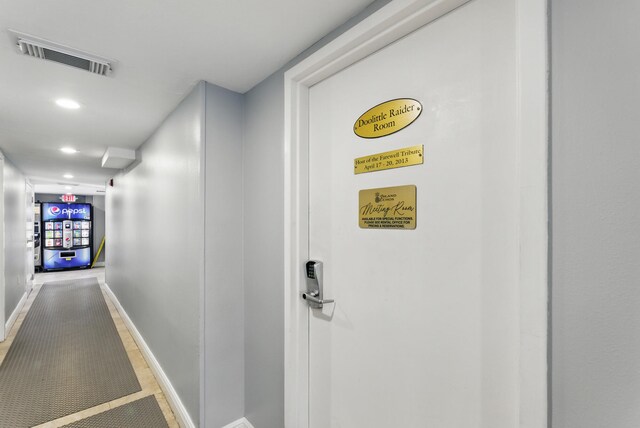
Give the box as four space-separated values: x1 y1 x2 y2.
42 203 93 271
42 203 91 221
43 247 92 270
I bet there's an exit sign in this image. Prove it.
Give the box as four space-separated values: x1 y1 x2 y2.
60 194 77 202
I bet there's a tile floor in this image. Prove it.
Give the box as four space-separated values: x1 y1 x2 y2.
0 268 180 428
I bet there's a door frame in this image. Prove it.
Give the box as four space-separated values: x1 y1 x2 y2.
283 0 549 426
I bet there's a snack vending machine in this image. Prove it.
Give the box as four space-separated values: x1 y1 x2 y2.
42 202 93 271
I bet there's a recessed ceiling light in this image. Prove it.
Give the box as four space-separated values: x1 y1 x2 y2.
55 98 81 109
63 173 74 179
60 147 77 154
65 186 72 190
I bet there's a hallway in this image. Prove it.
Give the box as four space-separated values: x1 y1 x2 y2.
2 0 640 426
0 269 179 427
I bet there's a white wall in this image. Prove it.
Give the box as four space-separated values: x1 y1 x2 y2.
107 83 205 424
552 0 640 426
3 156 27 328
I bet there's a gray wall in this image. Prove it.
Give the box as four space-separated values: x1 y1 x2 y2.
3 157 26 323
203 83 245 426
551 0 640 427
243 71 285 428
241 2 391 427
106 81 247 427
106 83 205 424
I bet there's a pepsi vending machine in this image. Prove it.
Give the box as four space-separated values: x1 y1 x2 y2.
42 202 93 271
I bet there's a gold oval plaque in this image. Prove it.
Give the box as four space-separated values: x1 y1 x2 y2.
353 98 422 139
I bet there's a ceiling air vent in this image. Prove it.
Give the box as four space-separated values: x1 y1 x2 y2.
11 31 114 76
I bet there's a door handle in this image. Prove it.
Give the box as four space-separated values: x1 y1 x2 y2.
302 291 334 306
302 260 334 309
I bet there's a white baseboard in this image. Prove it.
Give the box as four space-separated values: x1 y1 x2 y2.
5 290 29 339
221 417 255 428
103 282 196 428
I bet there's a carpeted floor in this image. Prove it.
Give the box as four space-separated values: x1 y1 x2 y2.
0 277 142 428
61 395 169 428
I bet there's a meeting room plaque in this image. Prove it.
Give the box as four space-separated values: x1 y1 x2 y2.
354 145 423 174
359 185 416 229
353 98 422 138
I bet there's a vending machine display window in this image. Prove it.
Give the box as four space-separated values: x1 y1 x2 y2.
42 203 93 271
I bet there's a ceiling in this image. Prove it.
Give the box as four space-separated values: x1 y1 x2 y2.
0 0 375 195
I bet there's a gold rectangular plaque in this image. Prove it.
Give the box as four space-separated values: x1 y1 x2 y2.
354 145 423 174
359 185 416 229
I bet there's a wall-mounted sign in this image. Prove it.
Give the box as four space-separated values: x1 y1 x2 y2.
59 194 77 203
359 185 416 229
353 98 422 139
354 145 424 174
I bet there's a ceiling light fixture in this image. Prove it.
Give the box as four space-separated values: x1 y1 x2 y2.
55 98 80 109
65 186 72 190
60 147 77 154
63 173 74 179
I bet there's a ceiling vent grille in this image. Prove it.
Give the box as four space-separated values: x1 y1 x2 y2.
12 32 114 76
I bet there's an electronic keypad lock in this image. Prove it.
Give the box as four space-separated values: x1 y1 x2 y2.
302 260 334 309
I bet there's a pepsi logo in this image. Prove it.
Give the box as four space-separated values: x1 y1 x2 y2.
48 206 61 216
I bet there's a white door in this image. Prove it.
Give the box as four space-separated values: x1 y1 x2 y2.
305 0 531 426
